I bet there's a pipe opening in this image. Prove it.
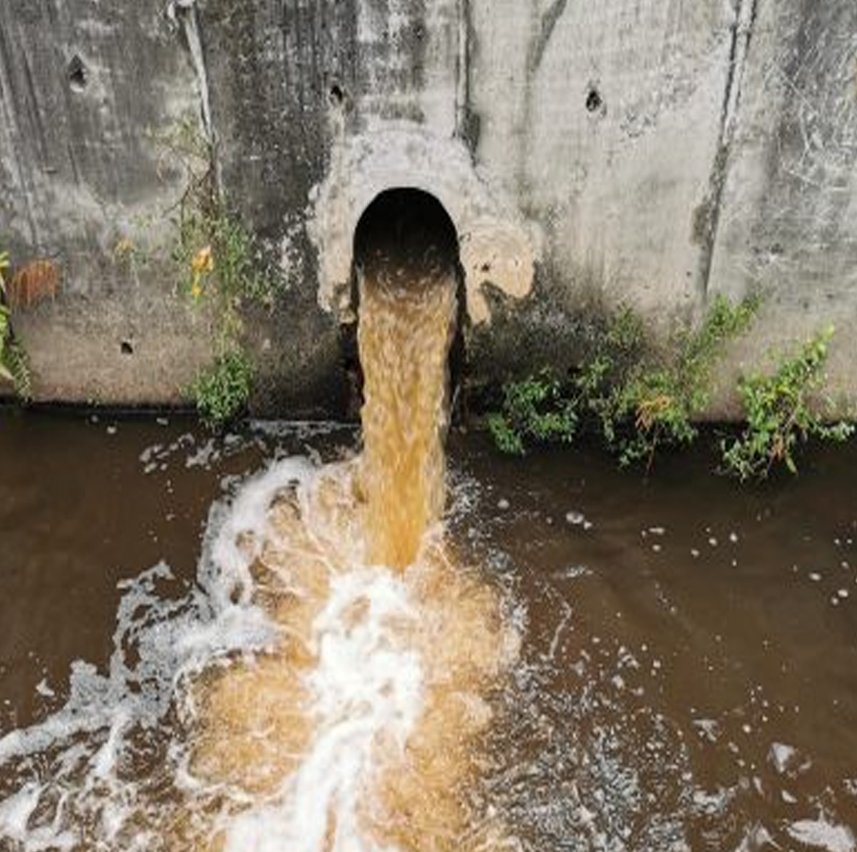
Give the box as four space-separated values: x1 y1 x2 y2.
342 188 467 420
353 188 458 283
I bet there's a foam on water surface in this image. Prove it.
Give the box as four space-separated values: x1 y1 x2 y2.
0 239 519 850
0 454 516 850
0 460 313 847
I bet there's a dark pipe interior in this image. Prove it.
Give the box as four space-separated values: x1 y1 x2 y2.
353 188 459 281
342 188 467 420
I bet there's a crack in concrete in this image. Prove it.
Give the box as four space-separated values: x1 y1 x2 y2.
698 0 759 301
516 0 571 196
169 0 218 187
529 0 570 75
455 0 468 140
455 0 481 153
0 14 40 246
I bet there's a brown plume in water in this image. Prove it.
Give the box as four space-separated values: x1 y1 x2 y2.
182 193 517 850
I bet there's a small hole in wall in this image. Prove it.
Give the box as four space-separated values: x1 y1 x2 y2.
120 340 134 355
585 87 603 113
329 84 345 106
481 263 491 273
68 55 88 92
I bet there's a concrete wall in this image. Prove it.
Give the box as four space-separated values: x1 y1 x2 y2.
1 0 856 416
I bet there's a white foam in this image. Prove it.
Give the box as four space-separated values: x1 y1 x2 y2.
205 458 314 607
0 459 313 848
788 818 856 851
224 567 424 852
769 741 798 774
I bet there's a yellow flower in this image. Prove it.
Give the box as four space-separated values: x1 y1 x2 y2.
191 245 214 274
114 238 135 258
190 274 203 300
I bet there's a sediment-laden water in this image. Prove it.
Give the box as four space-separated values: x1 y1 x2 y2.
0 221 522 849
2 412 857 849
1 219 857 849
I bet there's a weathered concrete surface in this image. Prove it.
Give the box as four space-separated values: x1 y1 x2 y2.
706 0 857 415
0 0 345 412
2 0 857 415
462 0 739 378
0 1 210 404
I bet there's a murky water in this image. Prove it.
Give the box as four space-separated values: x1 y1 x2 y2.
0 199 525 849
1 409 856 849
460 438 857 851
0 188 855 850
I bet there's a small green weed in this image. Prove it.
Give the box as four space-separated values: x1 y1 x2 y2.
162 117 284 427
607 295 760 467
178 203 282 428
175 203 282 313
487 371 578 456
721 327 854 481
191 349 253 429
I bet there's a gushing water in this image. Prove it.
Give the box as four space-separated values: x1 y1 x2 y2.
0 209 518 849
358 263 456 569
189 242 517 849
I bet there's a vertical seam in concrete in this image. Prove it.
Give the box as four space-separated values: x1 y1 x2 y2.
170 1 220 190
182 8 213 136
456 0 481 153
699 0 759 301
19 49 48 170
455 0 470 138
0 19 39 245
517 0 570 194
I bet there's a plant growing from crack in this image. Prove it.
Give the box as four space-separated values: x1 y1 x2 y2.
162 116 285 428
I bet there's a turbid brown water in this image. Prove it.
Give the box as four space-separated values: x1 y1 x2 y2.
1 410 856 849
176 246 515 849
0 203 521 849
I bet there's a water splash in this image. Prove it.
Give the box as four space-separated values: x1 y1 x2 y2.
0 236 517 849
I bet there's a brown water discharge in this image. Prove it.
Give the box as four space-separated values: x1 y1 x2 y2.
180 197 517 849
4 411 857 849
357 250 456 569
355 187 461 569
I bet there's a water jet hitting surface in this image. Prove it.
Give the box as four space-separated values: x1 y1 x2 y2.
188 189 514 848
186 188 514 849
0 190 517 850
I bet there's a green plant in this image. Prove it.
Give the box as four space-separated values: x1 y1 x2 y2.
572 306 648 448
721 327 854 481
161 117 284 427
179 203 282 429
488 296 759 469
488 371 578 455
607 295 760 467
191 349 253 429
0 251 31 399
175 202 281 312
